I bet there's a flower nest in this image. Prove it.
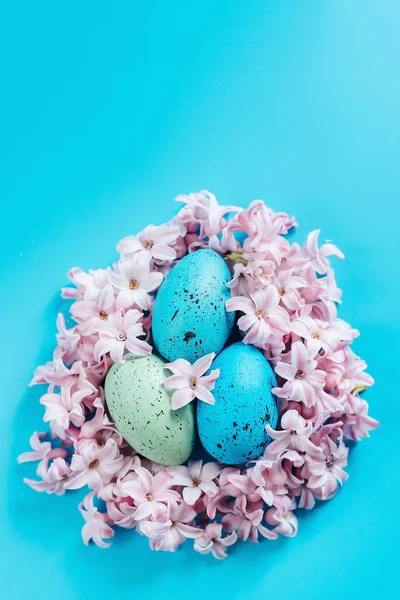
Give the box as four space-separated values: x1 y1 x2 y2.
19 191 378 558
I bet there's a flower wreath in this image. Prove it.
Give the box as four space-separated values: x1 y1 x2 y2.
18 191 378 559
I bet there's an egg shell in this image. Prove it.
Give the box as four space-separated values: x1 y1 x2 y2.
152 249 235 363
197 342 279 464
105 353 195 466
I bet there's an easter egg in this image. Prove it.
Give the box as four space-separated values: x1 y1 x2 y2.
197 342 278 464
104 353 195 466
152 249 235 363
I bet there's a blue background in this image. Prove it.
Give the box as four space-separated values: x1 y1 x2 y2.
1 1 399 598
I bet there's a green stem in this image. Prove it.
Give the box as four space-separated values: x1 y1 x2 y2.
351 383 368 395
225 252 248 265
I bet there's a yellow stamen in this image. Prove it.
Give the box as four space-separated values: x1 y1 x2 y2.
129 279 139 290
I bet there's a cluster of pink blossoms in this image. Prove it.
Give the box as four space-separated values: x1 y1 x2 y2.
18 191 378 558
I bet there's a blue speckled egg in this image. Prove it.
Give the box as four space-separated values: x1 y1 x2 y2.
197 342 279 464
152 249 235 362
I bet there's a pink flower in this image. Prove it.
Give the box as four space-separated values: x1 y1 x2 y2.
300 266 342 321
71 284 118 334
164 353 220 410
336 347 375 394
136 518 171 540
226 262 255 296
265 503 298 537
243 223 288 264
223 470 259 502
229 201 289 262
62 267 111 301
248 256 278 288
31 358 79 386
227 287 290 349
167 460 222 504
40 384 94 431
98 456 138 501
344 395 379 441
203 468 244 519
226 250 280 294
93 309 152 363
66 438 124 492
176 190 241 238
18 432 68 467
72 334 105 369
272 268 306 311
120 467 180 520
79 396 122 443
228 200 296 240
248 458 289 507
117 224 181 261
208 226 240 256
290 315 358 355
307 434 349 499
79 492 115 548
55 313 80 365
269 209 298 235
263 336 288 361
110 255 163 310
194 522 237 559
221 496 278 542
266 410 322 456
23 457 72 495
107 500 138 529
31 359 99 392
292 230 344 274
273 341 328 407
150 501 201 552
286 463 316 509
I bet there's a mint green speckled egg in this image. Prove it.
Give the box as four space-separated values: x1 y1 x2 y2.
104 353 195 466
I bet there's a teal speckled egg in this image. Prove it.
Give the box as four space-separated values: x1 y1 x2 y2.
152 249 235 363
105 353 195 466
197 342 279 464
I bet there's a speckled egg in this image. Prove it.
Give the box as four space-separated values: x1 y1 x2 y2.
105 353 195 466
152 249 235 363
197 342 279 464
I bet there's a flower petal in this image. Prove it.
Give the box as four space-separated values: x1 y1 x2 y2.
165 358 193 378
183 486 202 505
192 353 215 377
164 375 190 390
171 388 195 410
195 385 216 405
